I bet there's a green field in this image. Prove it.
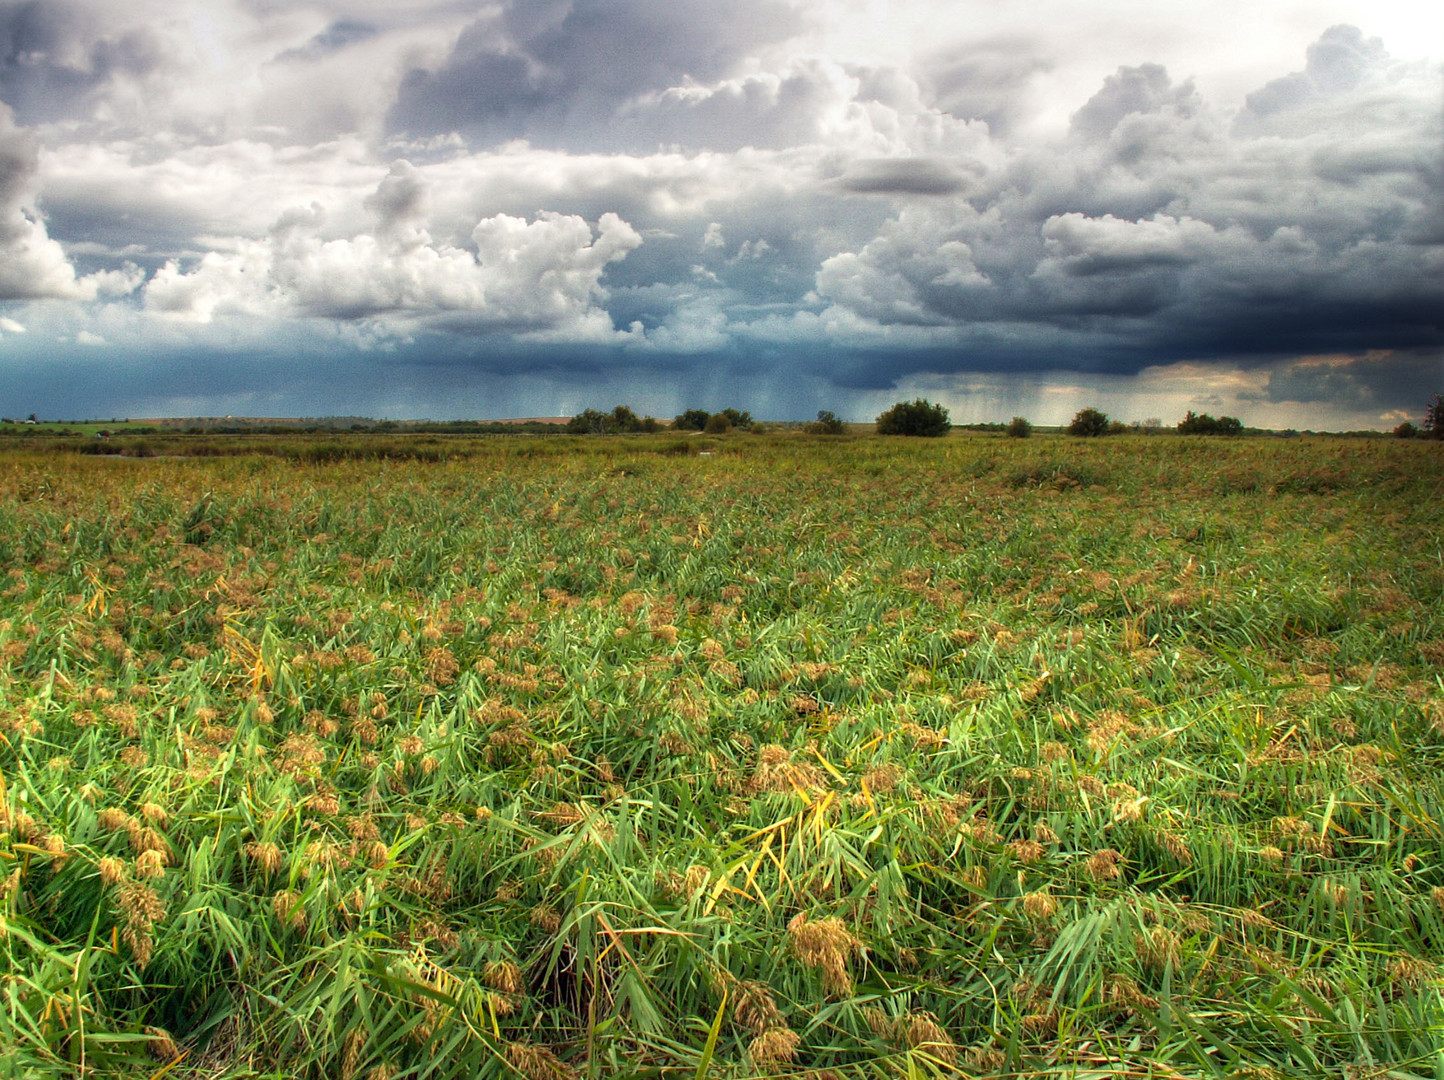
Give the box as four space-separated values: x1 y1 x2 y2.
1 433 1441 1079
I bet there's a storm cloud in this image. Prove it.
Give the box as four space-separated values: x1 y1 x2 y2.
0 1 1439 427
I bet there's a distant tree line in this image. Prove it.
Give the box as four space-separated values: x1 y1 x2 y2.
562 405 759 434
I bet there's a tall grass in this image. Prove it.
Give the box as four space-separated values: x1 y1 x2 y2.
0 434 1440 1078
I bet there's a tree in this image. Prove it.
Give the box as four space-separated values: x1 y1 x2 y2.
1067 407 1110 437
1394 421 1419 439
875 398 951 437
672 409 710 431
719 408 752 430
1426 394 1444 440
566 405 659 434
566 409 610 434
1177 410 1243 436
704 413 732 434
1006 416 1032 438
805 410 845 435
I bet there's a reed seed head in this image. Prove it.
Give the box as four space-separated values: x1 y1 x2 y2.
505 1042 577 1080
245 841 283 875
747 1027 800 1066
787 912 863 997
1022 889 1058 920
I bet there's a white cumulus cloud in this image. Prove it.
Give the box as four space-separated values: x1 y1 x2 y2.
142 163 642 337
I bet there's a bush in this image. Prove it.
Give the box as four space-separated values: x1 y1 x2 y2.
805 410 846 435
1006 416 1032 439
876 398 951 437
704 413 732 434
1394 421 1419 439
1068 407 1110 437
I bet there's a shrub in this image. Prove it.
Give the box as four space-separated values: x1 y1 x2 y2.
704 413 732 434
876 399 951 437
1394 421 1419 439
805 410 846 435
1068 407 1110 437
1006 416 1032 439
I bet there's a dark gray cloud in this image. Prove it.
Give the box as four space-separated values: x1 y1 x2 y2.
839 157 970 195
1266 350 1440 413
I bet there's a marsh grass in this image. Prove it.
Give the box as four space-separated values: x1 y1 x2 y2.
0 434 1440 1078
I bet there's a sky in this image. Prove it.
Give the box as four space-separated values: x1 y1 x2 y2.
0 0 1440 426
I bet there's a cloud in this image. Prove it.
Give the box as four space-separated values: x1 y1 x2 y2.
922 38 1053 136
839 157 970 195
362 159 430 239
0 7 1438 429
1036 213 1231 275
0 102 87 298
388 0 803 148
815 205 990 326
143 162 643 337
274 20 379 64
1069 63 1199 140
1244 25 1388 118
800 26 1442 384
0 0 170 125
1264 350 1437 413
